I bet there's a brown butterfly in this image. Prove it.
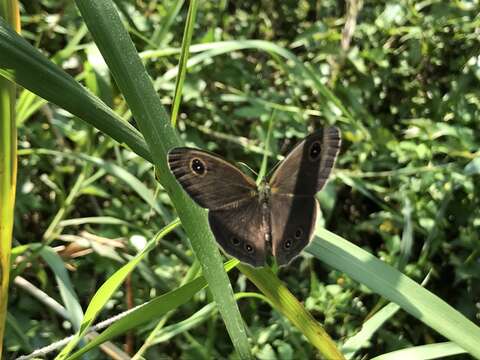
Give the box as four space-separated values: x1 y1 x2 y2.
168 127 341 267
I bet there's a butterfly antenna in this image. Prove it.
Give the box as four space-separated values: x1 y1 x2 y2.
237 162 258 177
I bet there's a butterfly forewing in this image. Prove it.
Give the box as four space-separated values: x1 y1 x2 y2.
168 148 258 211
268 127 341 196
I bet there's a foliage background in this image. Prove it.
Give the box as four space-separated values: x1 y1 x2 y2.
4 0 480 359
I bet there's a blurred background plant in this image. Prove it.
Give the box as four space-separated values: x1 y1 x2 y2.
2 0 480 359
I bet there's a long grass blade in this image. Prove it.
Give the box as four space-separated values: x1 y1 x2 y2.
65 260 239 360
56 219 180 359
342 303 400 359
170 0 198 127
0 1 19 354
370 342 466 360
308 228 480 358
238 265 345 359
71 2 252 358
40 247 84 332
0 17 152 162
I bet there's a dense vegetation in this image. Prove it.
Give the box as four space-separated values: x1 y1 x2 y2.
2 0 479 359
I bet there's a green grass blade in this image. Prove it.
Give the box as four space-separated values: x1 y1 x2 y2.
73 1 251 358
170 0 198 127
153 40 366 136
19 148 168 219
150 291 270 346
308 228 480 358
6 312 32 353
0 2 18 354
0 17 152 162
257 110 275 184
40 247 84 332
398 197 413 270
58 216 131 227
15 89 47 125
464 157 480 175
151 0 186 47
56 219 180 359
343 273 436 359
151 302 217 345
0 75 16 360
342 302 400 359
66 260 239 360
238 265 344 360
16 23 88 126
159 40 301 82
370 342 466 360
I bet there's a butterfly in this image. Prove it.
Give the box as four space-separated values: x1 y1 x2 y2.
167 127 341 267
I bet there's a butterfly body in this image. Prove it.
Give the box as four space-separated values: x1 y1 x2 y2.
168 127 341 267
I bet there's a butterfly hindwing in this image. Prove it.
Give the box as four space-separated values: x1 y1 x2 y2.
208 198 267 267
270 194 318 265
